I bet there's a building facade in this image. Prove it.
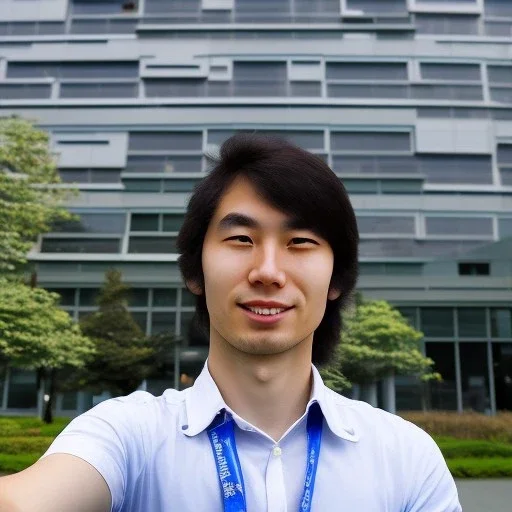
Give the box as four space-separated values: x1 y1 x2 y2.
0 0 511 417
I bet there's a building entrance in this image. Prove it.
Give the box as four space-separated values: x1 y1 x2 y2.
493 343 512 411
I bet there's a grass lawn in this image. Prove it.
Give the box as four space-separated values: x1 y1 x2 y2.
0 413 511 477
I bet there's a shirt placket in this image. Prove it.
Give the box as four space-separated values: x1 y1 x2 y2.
265 444 288 512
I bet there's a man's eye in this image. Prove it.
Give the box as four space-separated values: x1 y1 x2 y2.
226 235 252 243
291 238 318 245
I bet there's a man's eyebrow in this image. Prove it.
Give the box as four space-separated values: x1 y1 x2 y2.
217 212 319 233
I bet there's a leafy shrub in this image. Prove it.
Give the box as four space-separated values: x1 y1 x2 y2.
401 411 512 443
435 438 512 459
447 458 512 478
0 437 54 455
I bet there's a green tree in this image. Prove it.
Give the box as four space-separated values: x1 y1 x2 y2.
0 117 94 423
321 296 440 397
0 117 75 276
0 281 95 422
63 269 156 397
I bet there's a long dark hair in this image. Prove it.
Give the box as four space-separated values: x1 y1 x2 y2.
177 133 359 365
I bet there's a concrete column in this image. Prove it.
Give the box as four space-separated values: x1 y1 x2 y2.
382 373 396 414
361 382 378 407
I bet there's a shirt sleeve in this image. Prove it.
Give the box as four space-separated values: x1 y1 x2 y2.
404 431 462 512
40 396 147 512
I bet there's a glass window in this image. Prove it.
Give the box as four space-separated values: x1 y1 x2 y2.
485 21 512 36
333 155 417 174
162 179 196 193
151 312 176 335
7 369 37 409
7 61 60 78
145 78 207 98
0 84 52 99
59 169 89 183
331 132 411 152
182 288 197 307
501 169 512 186
491 309 512 338
207 82 231 97
326 62 407 81
124 179 162 192
128 236 177 253
460 342 490 413
45 288 76 307
60 391 77 410
425 342 457 410
411 84 483 100
126 155 202 173
421 308 455 337
207 130 236 145
346 0 407 13
144 0 201 15
162 214 184 232
72 0 134 14
458 262 490 276
328 84 409 99
490 88 512 104
40 238 120 253
130 288 149 307
415 14 478 35
60 62 139 79
53 214 126 234
396 307 419 329
180 311 198 343
498 218 512 239
153 288 177 307
486 0 512 16
357 216 415 234
131 312 148 333
79 288 101 307
497 145 512 165
128 131 202 151
488 66 512 84
131 214 159 231
426 217 493 237
418 155 493 185
90 169 122 183
420 63 480 81
60 83 139 98
458 308 487 338
289 82 322 97
233 61 287 97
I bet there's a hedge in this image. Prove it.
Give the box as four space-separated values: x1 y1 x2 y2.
447 457 512 478
401 411 512 443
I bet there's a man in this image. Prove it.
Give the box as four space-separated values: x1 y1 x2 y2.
0 134 461 511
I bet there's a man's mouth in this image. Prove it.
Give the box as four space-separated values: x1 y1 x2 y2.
240 305 288 316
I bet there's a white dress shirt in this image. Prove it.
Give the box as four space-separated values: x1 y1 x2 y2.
42 363 461 511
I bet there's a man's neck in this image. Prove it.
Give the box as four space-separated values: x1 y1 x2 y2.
207 342 313 442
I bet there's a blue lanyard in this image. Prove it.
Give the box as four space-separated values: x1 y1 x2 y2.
207 402 323 512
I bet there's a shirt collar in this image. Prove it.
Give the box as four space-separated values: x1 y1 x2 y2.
182 361 359 442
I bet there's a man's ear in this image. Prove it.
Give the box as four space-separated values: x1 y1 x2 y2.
186 280 203 295
327 287 341 301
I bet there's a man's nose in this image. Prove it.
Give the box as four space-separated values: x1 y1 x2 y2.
247 246 286 288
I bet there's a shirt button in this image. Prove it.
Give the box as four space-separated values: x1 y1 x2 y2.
272 446 282 457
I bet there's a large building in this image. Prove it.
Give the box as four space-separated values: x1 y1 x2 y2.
0 0 511 417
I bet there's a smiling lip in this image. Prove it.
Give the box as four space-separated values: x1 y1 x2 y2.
238 304 292 325
237 301 294 325
240 300 292 309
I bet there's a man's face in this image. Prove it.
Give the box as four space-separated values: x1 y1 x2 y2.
195 176 340 358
